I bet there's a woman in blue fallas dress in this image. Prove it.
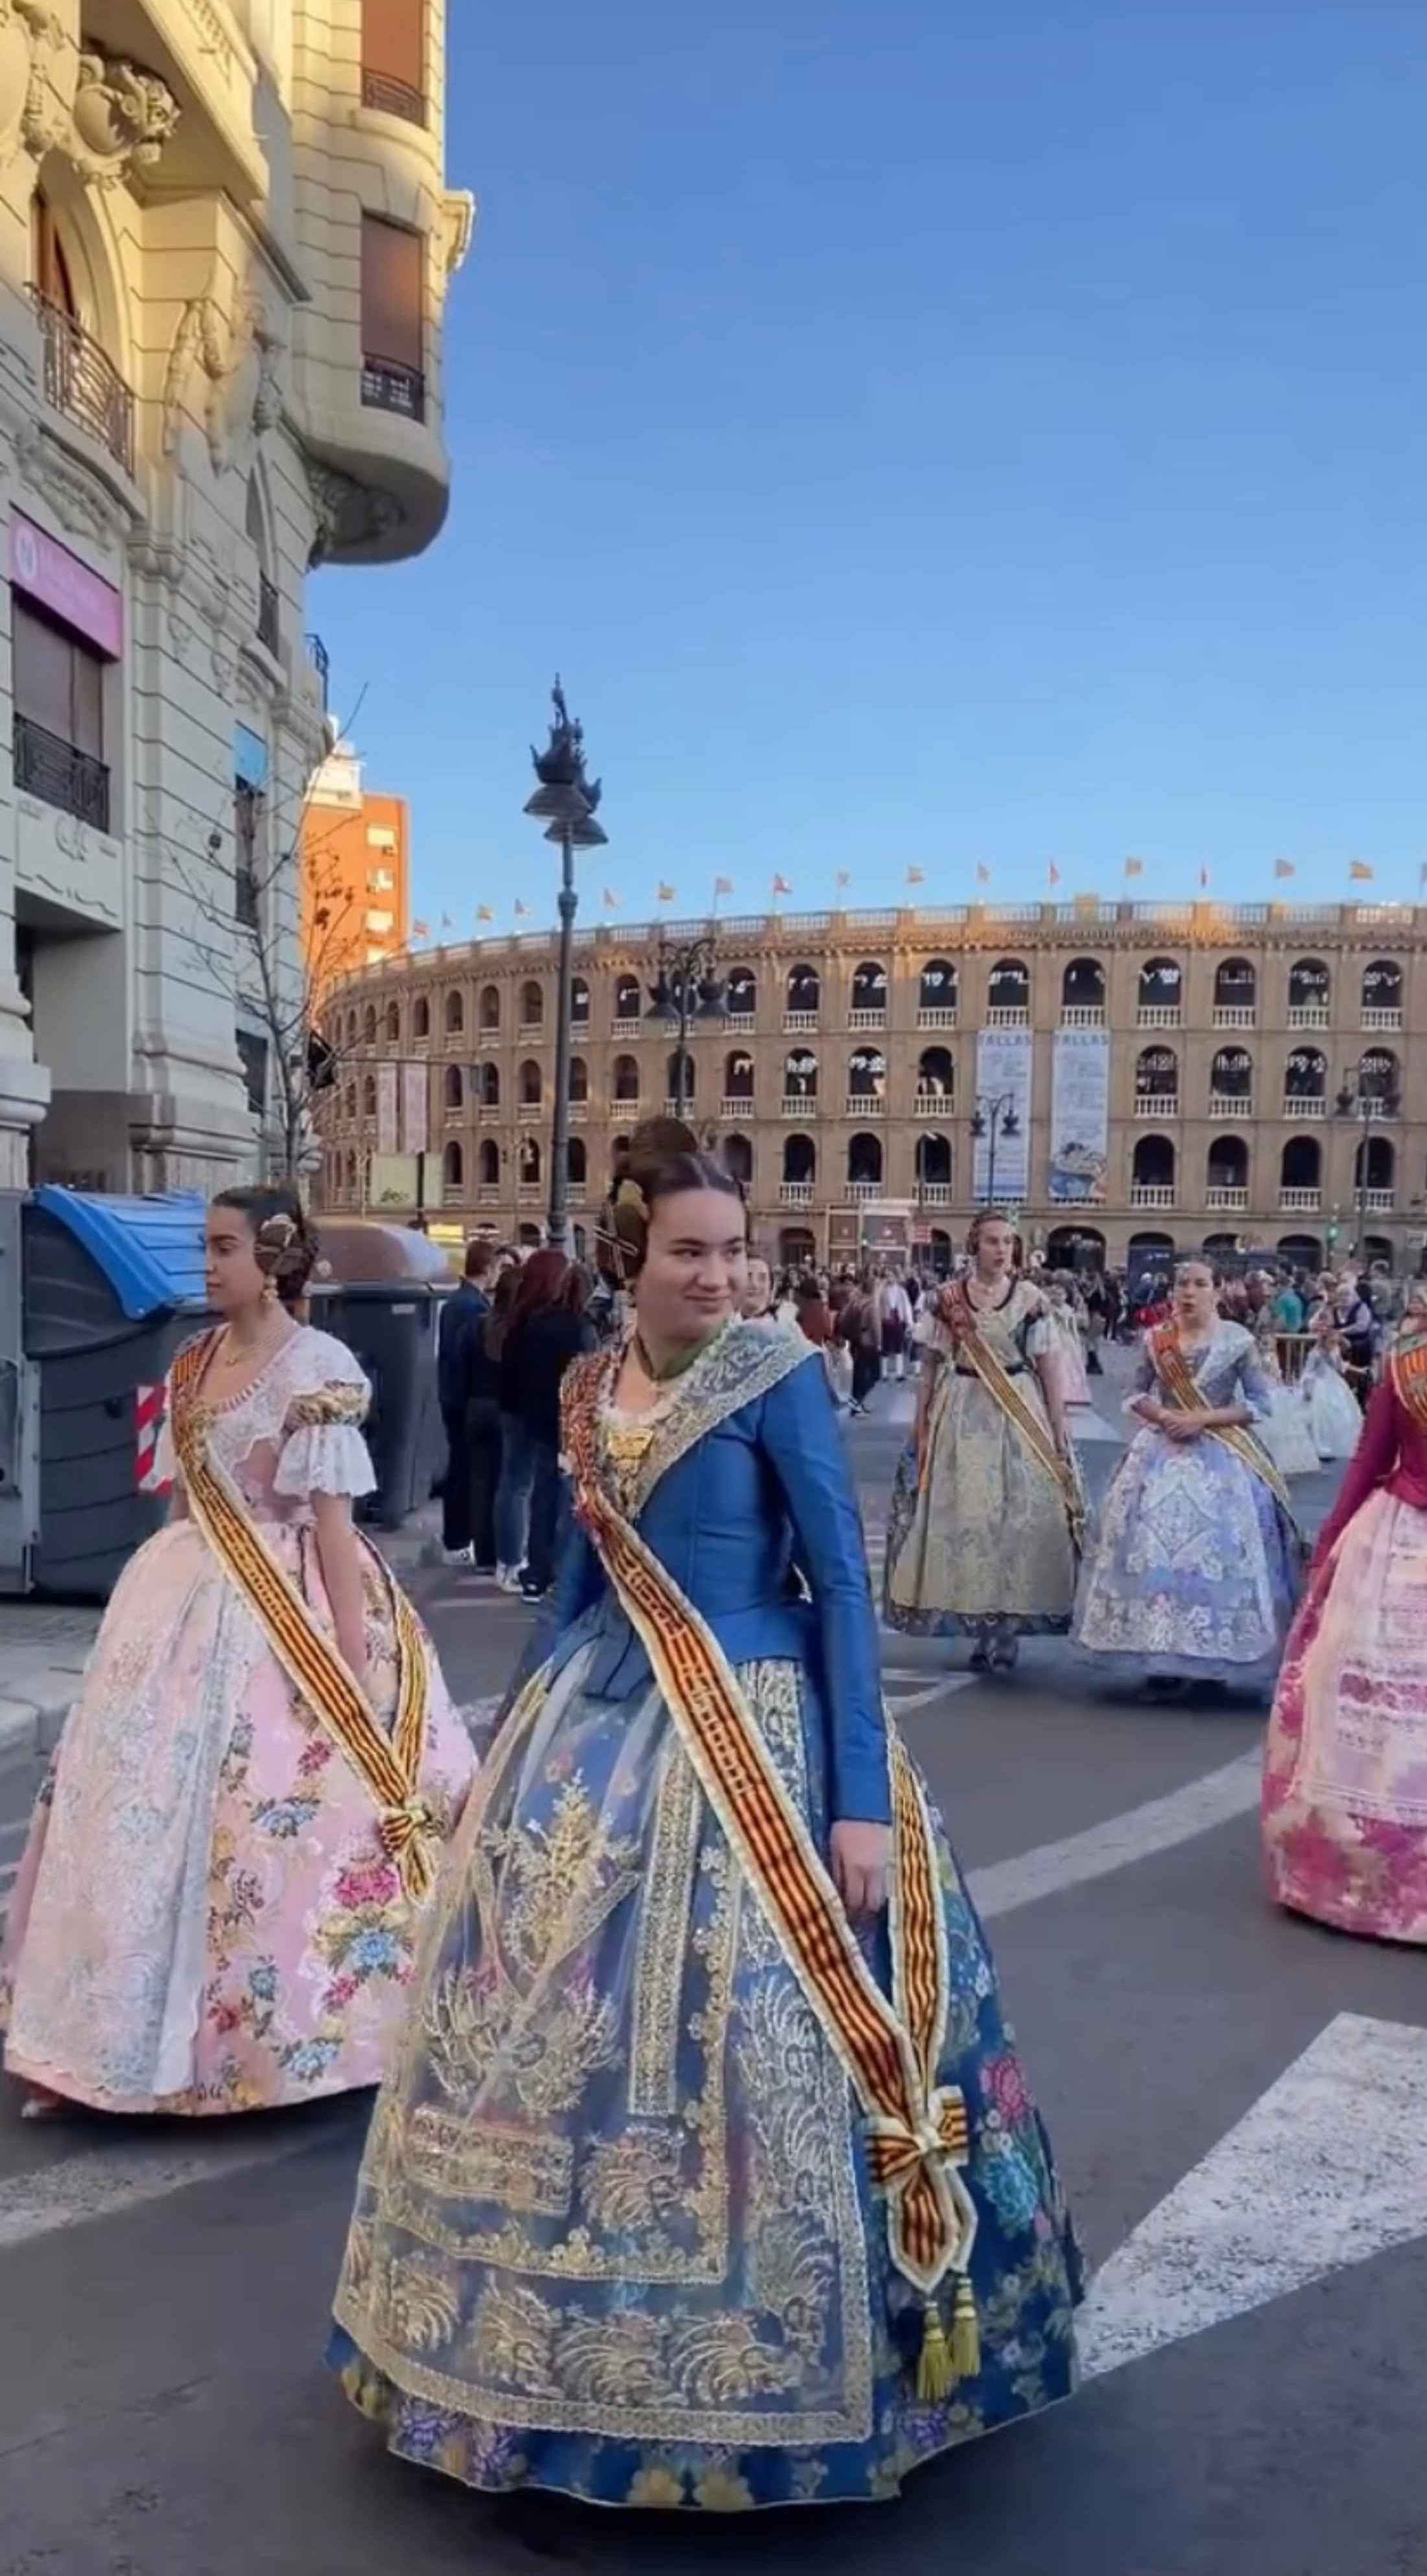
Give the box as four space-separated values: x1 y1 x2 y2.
331 1123 1081 2512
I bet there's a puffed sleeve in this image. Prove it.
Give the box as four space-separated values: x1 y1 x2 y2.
1233 1330 1275 1426
274 1358 377 1501
757 1353 891 1826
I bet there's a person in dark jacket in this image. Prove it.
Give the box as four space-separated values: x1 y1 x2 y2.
437 1240 495 1563
494 1252 598 1599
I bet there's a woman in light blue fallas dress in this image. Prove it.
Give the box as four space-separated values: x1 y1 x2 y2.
329 1124 1081 2512
1074 1258 1303 1699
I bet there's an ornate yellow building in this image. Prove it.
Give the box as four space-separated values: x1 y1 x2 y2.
1 0 471 1191
318 894 1426 1273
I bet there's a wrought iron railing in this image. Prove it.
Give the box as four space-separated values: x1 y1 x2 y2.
29 287 134 475
257 573 279 655
305 632 330 707
361 353 425 422
361 66 427 124
14 713 110 832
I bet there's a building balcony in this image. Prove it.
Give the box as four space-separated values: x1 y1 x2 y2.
1137 1006 1182 1029
567 1099 589 1123
985 1006 1030 1027
781 1095 816 1115
847 1180 884 1202
1205 1186 1249 1211
611 1097 642 1120
477 1101 502 1122
917 1183 953 1206
917 1006 958 1029
1363 1189 1396 1215
721 1095 755 1119
1288 1005 1332 1029
783 1010 820 1032
13 714 110 833
1209 1093 1253 1119
305 632 330 708
361 353 426 425
1282 1095 1327 1120
477 1182 504 1204
361 67 428 125
517 1182 542 1204
1135 1093 1179 1119
848 1008 886 1031
29 288 134 476
914 1093 954 1118
665 1096 698 1117
1061 1006 1106 1028
1129 1184 1177 1209
611 1017 642 1040
517 1022 544 1042
845 1095 885 1117
725 1011 757 1034
1213 1005 1256 1029
1279 1188 1322 1213
1362 1007 1403 1031
780 1181 814 1204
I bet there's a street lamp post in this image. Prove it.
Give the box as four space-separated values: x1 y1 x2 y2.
523 678 606 1252
1335 1060 1400 1261
969 1091 1021 1208
645 928 725 1117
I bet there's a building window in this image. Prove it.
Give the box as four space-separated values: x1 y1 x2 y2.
360 215 425 420
29 190 134 475
234 780 262 926
368 868 395 892
367 825 397 850
237 1031 268 1119
12 599 108 831
361 0 426 124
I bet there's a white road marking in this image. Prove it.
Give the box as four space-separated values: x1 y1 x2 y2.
0 2125 329 2251
1079 2014 1427 2380
968 1747 1262 1921
884 1675 976 1711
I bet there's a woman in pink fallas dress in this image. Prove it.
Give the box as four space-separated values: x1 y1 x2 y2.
0 1189 475 2117
1263 1322 1427 1942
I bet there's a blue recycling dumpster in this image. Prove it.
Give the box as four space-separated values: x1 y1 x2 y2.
21 1187 209 1597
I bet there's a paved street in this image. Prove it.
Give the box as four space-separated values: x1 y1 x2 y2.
4 1376 1425 2576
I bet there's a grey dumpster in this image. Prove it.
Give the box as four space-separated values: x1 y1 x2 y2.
311 1219 453 1529
10 1187 208 1597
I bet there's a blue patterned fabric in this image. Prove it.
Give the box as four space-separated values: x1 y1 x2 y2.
1072 1322 1303 1689
329 1322 1081 2509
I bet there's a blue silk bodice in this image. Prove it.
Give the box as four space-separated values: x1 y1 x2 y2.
545 1333 891 1824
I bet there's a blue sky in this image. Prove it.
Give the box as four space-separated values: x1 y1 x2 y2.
312 2 1426 932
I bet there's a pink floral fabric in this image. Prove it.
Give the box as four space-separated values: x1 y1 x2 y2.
1 1328 475 2114
1262 1486 1427 1944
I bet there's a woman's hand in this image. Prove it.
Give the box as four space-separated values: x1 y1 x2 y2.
831 1819 891 1919
1161 1411 1205 1440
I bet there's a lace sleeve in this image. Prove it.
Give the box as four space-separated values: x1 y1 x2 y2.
273 1346 375 1500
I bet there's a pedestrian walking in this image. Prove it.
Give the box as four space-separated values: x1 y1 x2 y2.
330 1123 1081 2509
883 1211 1082 1671
436 1237 496 1564
838 1267 883 1414
879 1271 913 1382
1263 1316 1427 1942
493 1249 597 1600
1073 1258 1302 1699
0 1187 474 2119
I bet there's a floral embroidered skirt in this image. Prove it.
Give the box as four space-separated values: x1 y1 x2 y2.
1072 1425 1301 1691
1264 1490 1427 1942
329 1645 1081 2509
882 1374 1078 1640
0 1519 474 2114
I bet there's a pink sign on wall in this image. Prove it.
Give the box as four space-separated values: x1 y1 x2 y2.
9 511 123 658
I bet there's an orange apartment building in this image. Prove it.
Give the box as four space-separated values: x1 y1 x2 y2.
300 739 410 1000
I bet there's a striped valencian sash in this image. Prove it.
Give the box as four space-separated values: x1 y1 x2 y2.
169 1332 436 1903
562 1360 979 2372
1389 1328 1427 1427
1148 1323 1296 1518
943 1288 1085 1551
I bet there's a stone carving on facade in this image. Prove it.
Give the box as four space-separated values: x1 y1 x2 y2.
441 188 477 276
163 271 284 477
68 49 181 186
10 411 125 551
0 1 64 168
305 458 402 566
